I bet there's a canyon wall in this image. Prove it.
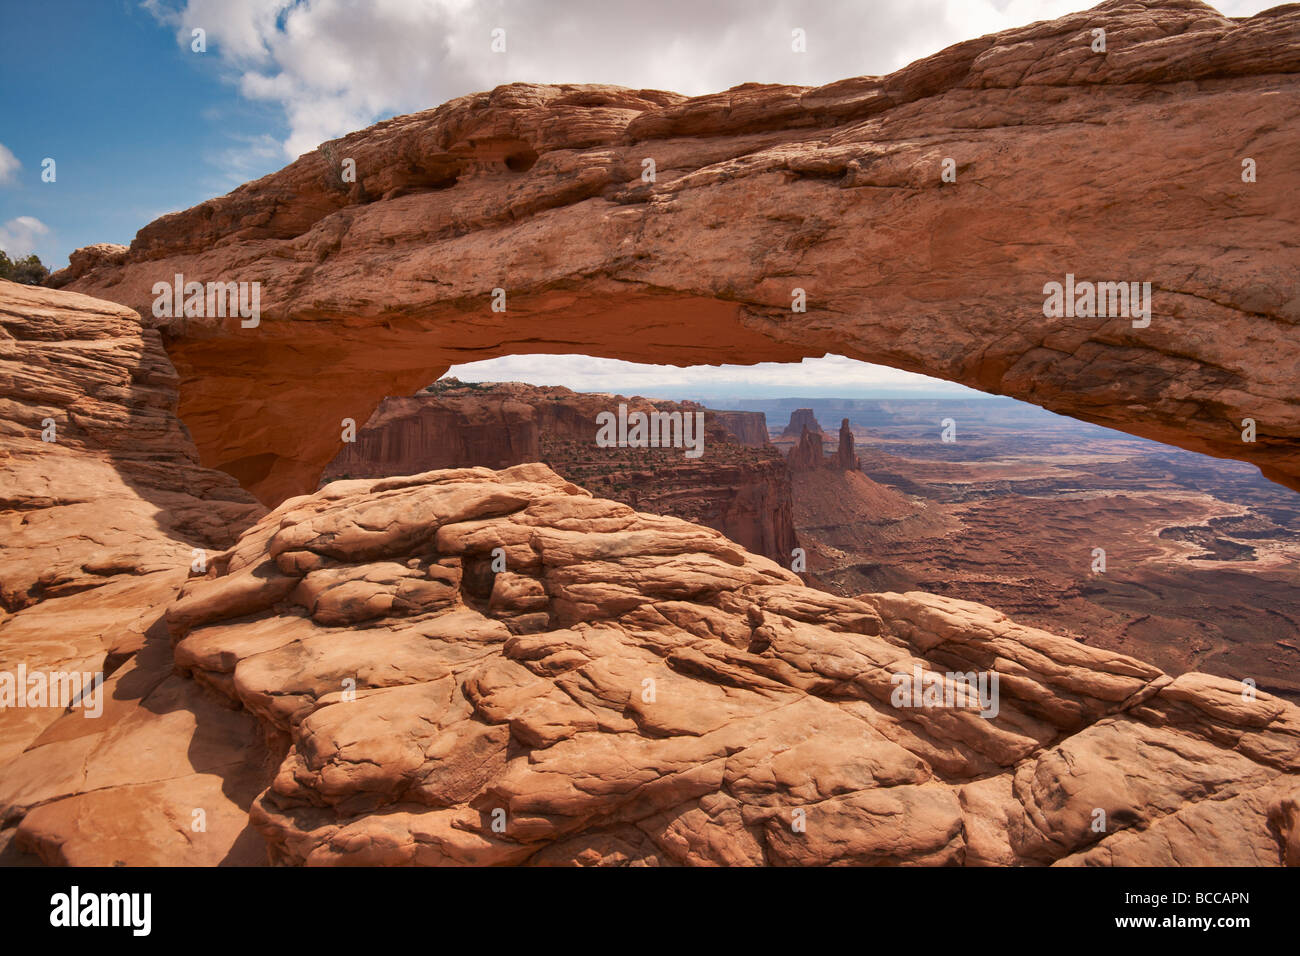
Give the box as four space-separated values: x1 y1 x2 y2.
56 0 1300 505
322 381 799 562
323 391 541 480
709 410 769 447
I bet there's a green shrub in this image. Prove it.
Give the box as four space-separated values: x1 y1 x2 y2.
0 251 50 286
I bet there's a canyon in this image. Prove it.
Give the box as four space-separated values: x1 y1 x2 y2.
317 382 1300 704
323 380 797 562
779 399 1300 701
2 0 1299 866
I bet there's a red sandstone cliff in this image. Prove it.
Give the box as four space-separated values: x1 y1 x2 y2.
781 409 824 438
322 380 799 562
710 410 769 447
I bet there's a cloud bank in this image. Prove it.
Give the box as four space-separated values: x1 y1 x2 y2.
144 0 1282 161
0 216 50 258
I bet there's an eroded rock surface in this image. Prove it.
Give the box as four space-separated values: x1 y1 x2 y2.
0 281 263 612
322 380 798 562
57 0 1300 503
0 281 270 864
125 463 1300 866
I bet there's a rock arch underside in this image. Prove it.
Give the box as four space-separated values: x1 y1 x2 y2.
2 0 1299 866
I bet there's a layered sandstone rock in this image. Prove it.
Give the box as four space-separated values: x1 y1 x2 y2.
324 390 541 480
560 450 799 563
322 381 799 562
788 426 826 471
5 2 1300 868
710 411 769 447
0 281 263 613
0 281 272 863
2 279 1295 865
833 419 861 471
323 380 768 482
782 409 825 438
788 418 863 472
79 462 1300 866
780 408 821 437
57 0 1300 504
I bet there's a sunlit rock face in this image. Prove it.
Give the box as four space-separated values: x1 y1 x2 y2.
155 464 1300 865
58 0 1300 505
0 281 269 865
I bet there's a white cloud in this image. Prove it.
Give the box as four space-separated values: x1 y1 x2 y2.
0 216 51 257
0 143 20 186
447 353 982 399
145 0 1284 162
203 131 284 192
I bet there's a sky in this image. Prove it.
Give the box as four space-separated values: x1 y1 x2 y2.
0 0 1279 397
446 353 994 399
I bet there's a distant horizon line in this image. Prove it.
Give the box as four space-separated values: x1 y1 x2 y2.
441 377 1010 404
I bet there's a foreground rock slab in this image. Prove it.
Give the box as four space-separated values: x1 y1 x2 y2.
127 463 1300 866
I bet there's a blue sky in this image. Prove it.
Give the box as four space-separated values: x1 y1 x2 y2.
0 0 286 266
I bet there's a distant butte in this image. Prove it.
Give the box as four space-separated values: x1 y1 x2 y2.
781 409 825 438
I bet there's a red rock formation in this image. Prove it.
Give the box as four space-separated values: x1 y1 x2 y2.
57 0 1300 503
787 425 825 471
111 464 1300 864
556 447 799 562
710 410 769 447
322 381 798 562
0 281 272 862
324 391 541 481
781 408 824 438
4 285 1299 866
833 418 861 471
786 418 860 472
0 280 264 613
7 1 1300 867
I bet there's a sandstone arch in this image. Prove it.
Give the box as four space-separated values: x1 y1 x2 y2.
59 0 1300 505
